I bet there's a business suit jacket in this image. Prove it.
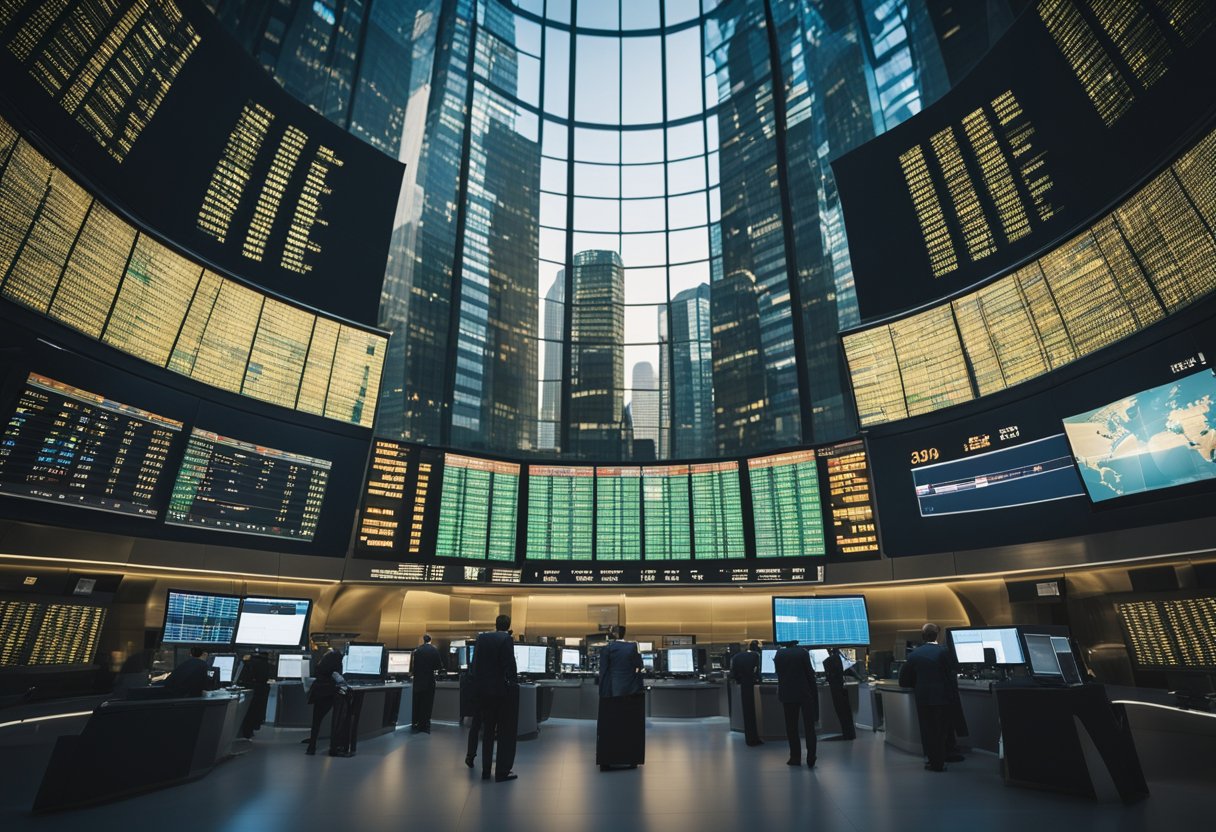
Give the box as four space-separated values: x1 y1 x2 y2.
473 630 517 699
774 647 819 716
730 649 761 685
823 651 845 687
898 642 958 706
308 650 343 703
411 643 444 690
598 640 643 698
164 657 211 697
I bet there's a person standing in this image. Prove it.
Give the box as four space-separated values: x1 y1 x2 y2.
898 623 959 772
730 640 764 746
462 654 482 768
597 625 645 771
411 634 443 733
238 652 271 738
306 647 343 755
823 648 857 740
773 641 818 768
473 615 519 782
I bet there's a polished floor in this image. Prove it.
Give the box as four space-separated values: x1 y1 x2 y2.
2 717 1208 831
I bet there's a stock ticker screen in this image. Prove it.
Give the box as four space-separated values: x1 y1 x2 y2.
166 428 331 541
0 373 183 517
595 466 642 561
434 453 519 561
832 2 1216 321
0 0 403 325
526 465 594 560
747 451 826 559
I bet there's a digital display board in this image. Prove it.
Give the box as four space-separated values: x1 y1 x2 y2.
234 596 311 647
356 440 412 552
0 0 403 324
595 466 641 561
1116 593 1216 670
833 2 1216 321
642 465 692 560
689 462 745 560
161 589 240 645
819 440 880 559
1063 368 1216 502
772 596 870 647
166 429 331 541
525 465 593 560
1 600 107 666
747 451 825 558
0 373 183 517
434 453 519 561
0 600 40 666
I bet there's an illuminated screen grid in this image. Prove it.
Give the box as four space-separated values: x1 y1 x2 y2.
166 429 331 541
0 115 386 428
748 452 825 558
163 591 240 645
595 467 641 561
526 466 593 560
435 454 520 560
0 373 183 517
642 465 691 560
773 597 870 646
689 462 745 559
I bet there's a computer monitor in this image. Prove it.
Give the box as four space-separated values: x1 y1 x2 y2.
161 589 240 645
561 647 581 667
233 596 312 647
668 648 695 674
760 648 777 677
386 650 412 676
809 648 830 673
637 641 654 652
1051 636 1084 686
772 596 870 646
512 644 548 675
210 654 237 684
345 643 385 677
277 654 308 680
948 627 1025 665
1023 633 1062 677
642 653 655 670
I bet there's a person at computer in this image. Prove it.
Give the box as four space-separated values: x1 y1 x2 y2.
306 647 344 756
898 623 963 772
597 625 644 771
730 640 764 746
773 641 818 768
163 646 213 697
823 648 856 741
238 651 271 739
411 633 443 733
473 615 519 782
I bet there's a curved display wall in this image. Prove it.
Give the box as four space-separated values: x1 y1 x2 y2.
843 122 1216 428
349 438 880 586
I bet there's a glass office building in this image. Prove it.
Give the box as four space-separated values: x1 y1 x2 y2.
208 0 1017 459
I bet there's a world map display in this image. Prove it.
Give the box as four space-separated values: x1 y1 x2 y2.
1063 369 1216 502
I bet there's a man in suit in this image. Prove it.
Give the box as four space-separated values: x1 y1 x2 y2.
411 634 443 733
898 623 960 772
597 625 645 771
473 615 519 782
823 648 857 740
773 641 818 768
164 647 213 697
730 640 764 746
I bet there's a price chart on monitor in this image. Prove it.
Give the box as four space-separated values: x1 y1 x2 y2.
773 596 870 646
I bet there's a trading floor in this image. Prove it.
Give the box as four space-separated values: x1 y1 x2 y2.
2 718 1208 832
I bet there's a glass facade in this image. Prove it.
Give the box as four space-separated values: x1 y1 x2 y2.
211 0 1014 459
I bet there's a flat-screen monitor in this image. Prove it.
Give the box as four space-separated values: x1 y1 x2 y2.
809 648 830 673
772 596 870 646
1062 369 1216 503
1051 636 1083 686
387 650 412 675
512 644 548 675
345 643 384 676
948 627 1025 665
642 653 655 669
161 589 241 645
668 648 695 674
1024 633 1063 677
234 597 311 647
561 648 581 667
760 648 777 676
276 654 308 680
210 654 237 684
637 641 654 652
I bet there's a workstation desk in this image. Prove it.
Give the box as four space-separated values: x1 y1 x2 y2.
729 681 861 738
433 678 541 738
647 679 726 718
870 679 1001 755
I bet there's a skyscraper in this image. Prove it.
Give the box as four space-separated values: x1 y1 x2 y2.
568 250 627 460
538 272 564 451
630 362 659 461
670 283 714 459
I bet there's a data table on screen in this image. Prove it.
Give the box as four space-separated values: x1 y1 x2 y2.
526 466 594 560
748 451 826 558
773 597 869 646
435 454 519 560
162 591 240 645
595 467 641 561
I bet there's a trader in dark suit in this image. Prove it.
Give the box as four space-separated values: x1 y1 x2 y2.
898 623 959 771
238 652 272 738
730 640 764 746
773 641 819 767
163 646 213 697
411 634 444 733
306 647 343 755
823 648 856 740
473 614 519 782
597 625 645 771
